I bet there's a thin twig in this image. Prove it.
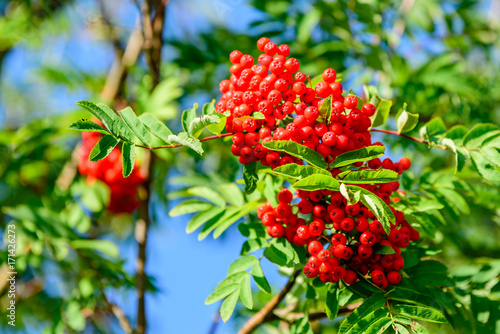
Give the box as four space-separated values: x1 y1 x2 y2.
101 23 144 102
370 128 449 150
237 270 301 334
135 132 233 150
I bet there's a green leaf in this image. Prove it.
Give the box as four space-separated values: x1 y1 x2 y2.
364 317 393 334
318 95 332 124
205 283 239 305
349 185 395 233
220 290 239 323
264 238 299 267
182 104 197 133
202 100 216 115
167 132 203 154
331 145 385 168
212 200 261 239
349 308 390 334
242 238 269 255
412 274 454 287
217 183 244 207
387 289 439 309
293 174 340 191
70 240 119 258
419 117 446 148
121 142 135 177
463 123 500 149
188 114 221 138
337 169 399 184
238 223 266 239
69 120 110 135
169 200 213 216
272 163 330 180
186 186 226 207
228 255 259 276
186 207 224 234
198 208 233 240
243 161 258 194
89 135 119 161
291 315 314 334
444 125 468 143
262 140 328 169
120 106 153 147
374 244 396 255
392 305 447 323
97 103 135 143
206 114 227 135
442 138 469 173
75 100 119 138
326 285 340 320
239 275 253 309
469 150 500 182
339 294 386 334
251 262 271 294
406 260 447 275
396 103 419 134
370 94 392 127
340 183 361 205
138 113 173 144
393 323 410 334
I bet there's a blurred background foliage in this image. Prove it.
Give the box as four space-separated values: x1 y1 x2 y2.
0 0 499 333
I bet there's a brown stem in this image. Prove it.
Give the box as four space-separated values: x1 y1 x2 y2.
135 132 234 150
101 23 144 102
136 2 168 334
370 128 449 150
237 270 301 334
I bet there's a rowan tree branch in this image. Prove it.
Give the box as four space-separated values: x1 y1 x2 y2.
237 270 301 334
135 132 234 150
370 128 449 150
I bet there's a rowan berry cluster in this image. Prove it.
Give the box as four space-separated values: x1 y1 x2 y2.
218 37 375 166
218 38 419 289
78 127 145 214
257 179 419 288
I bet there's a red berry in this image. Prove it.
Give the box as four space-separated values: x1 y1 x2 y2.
278 188 293 204
270 224 285 238
360 231 376 246
264 42 278 56
308 240 323 256
309 219 325 236
322 68 337 83
277 44 290 57
257 37 271 51
387 271 401 285
344 95 358 109
229 50 243 64
362 103 376 117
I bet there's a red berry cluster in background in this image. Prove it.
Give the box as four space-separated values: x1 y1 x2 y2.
78 125 145 214
218 38 419 288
